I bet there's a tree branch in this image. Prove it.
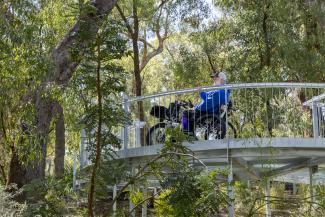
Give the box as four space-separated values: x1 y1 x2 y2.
50 0 118 85
138 37 155 49
115 3 134 36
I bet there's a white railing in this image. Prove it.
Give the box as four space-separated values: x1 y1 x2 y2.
120 82 325 150
77 82 325 217
79 82 325 166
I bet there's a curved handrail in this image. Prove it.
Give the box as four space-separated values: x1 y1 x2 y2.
127 82 325 103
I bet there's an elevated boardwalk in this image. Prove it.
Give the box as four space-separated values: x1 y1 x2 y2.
77 83 325 217
117 137 325 184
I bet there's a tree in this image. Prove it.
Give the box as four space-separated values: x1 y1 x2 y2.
69 18 128 216
1 0 119 189
115 0 209 144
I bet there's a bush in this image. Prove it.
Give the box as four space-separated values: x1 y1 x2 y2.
23 176 80 217
0 185 27 217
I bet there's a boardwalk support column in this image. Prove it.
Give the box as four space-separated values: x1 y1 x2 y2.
142 187 148 217
309 166 318 210
228 159 234 217
265 179 271 217
113 185 117 216
129 185 135 217
129 167 137 217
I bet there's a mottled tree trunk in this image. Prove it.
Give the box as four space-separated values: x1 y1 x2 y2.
261 1 271 68
8 95 52 188
53 103 65 179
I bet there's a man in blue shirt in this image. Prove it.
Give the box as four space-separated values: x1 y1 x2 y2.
195 71 230 113
182 71 230 137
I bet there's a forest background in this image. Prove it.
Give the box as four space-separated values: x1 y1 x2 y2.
0 0 324 216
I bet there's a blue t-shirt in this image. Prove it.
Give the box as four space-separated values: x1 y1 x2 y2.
195 86 231 113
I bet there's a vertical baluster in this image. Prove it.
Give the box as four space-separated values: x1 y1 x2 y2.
72 154 77 192
312 102 320 139
123 93 129 155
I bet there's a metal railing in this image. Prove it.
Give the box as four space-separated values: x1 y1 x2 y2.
76 82 325 217
120 82 325 150
78 82 325 166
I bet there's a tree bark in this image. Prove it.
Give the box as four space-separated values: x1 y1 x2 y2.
261 2 271 67
131 0 146 145
53 102 65 179
7 148 26 188
7 0 118 187
116 1 169 145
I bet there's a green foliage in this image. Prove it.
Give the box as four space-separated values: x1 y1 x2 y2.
23 174 78 217
69 17 128 162
0 0 76 181
155 168 229 217
0 185 27 217
150 128 229 217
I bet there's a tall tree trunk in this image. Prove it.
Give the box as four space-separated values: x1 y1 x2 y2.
7 0 118 188
132 0 145 145
88 38 103 217
53 102 65 179
7 148 26 188
261 1 271 68
8 95 53 189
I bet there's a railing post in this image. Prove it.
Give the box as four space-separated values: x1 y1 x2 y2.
80 129 87 169
123 94 129 154
72 154 77 191
135 119 141 147
312 102 320 138
134 119 146 147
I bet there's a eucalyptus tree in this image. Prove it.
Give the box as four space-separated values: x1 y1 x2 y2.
0 0 120 189
214 0 325 83
114 0 209 143
0 0 64 186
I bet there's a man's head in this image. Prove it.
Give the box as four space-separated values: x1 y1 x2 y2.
210 71 227 86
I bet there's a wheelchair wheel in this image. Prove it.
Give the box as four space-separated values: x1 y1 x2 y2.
146 123 167 145
195 115 226 140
